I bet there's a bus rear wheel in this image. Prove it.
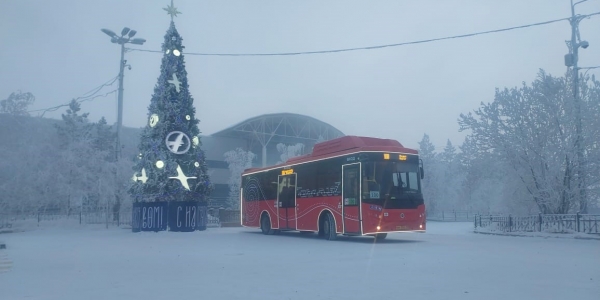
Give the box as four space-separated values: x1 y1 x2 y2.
260 214 274 235
323 213 337 241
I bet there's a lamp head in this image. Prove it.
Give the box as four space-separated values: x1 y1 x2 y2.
101 28 117 38
130 38 146 45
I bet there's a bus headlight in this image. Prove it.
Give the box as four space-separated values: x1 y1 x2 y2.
377 226 381 231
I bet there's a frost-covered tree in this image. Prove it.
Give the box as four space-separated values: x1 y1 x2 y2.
224 148 256 209
0 129 62 214
418 134 436 163
91 117 116 159
459 69 600 213
418 134 440 213
0 106 129 216
276 143 305 164
0 91 35 116
437 140 463 210
458 136 488 211
129 19 211 203
579 74 600 211
457 136 530 214
55 99 92 147
53 100 97 212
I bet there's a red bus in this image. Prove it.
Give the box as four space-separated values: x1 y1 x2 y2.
240 135 426 240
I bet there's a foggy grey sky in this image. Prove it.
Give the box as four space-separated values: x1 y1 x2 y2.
1 0 599 150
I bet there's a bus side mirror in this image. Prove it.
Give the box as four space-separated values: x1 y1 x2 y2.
420 167 424 179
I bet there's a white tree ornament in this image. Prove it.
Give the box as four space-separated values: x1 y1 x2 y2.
169 164 196 190
156 160 165 169
165 131 191 154
149 114 159 127
167 73 182 93
132 168 148 184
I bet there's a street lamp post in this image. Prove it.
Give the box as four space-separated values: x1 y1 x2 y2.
564 0 590 213
101 27 146 161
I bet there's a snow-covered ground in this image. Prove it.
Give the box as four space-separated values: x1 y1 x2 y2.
0 222 598 300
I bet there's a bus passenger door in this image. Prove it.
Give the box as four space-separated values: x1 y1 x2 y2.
277 174 297 230
342 163 361 234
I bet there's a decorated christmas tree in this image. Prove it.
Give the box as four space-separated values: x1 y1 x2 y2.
129 2 211 212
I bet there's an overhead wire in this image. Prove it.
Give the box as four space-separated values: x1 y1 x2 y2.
20 12 600 118
27 75 119 117
126 12 600 57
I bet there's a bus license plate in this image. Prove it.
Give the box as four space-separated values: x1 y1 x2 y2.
396 225 409 230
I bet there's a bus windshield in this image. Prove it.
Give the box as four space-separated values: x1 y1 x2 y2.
361 160 421 202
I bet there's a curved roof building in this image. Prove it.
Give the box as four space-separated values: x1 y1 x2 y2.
199 113 344 206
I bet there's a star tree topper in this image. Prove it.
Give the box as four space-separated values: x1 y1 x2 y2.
163 0 181 21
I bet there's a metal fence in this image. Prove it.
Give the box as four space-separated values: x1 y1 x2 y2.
0 206 243 231
427 211 481 222
475 214 600 234
205 208 240 227
0 208 133 230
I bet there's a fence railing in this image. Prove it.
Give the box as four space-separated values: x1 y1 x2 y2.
205 208 240 227
0 208 133 230
475 213 600 234
427 211 481 222
0 207 241 231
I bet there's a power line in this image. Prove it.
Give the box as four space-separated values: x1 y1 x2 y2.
28 76 119 117
127 12 600 57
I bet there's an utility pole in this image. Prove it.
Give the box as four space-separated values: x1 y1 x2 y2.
117 43 126 161
101 27 146 227
101 27 146 161
564 0 590 213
